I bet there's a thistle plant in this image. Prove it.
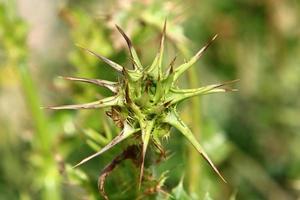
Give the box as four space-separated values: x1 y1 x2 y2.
46 22 236 197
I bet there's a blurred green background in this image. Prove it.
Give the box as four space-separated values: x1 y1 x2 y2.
0 0 299 199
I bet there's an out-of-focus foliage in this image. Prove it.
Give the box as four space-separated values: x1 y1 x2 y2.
0 0 300 199
0 1 63 200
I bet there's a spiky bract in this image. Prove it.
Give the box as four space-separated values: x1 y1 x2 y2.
46 22 237 185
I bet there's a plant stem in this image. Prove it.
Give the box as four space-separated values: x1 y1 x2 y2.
17 60 61 200
176 44 202 194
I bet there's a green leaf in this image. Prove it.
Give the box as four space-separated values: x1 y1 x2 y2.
61 76 119 93
204 192 214 200
139 119 155 187
147 20 166 79
44 95 123 110
74 123 139 168
84 128 109 145
86 139 102 152
167 80 238 105
76 45 124 72
115 25 143 70
65 165 89 185
229 190 238 200
173 35 218 81
169 179 193 200
163 110 226 183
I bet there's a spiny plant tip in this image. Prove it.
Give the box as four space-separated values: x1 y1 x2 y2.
46 23 237 190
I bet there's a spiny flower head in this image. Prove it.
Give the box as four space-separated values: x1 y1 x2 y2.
46 21 236 185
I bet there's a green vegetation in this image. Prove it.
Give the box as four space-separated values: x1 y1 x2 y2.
0 0 299 199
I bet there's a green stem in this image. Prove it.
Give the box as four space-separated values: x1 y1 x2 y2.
177 43 202 194
17 60 61 200
18 61 50 152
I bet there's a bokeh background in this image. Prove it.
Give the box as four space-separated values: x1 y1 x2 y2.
1 0 300 199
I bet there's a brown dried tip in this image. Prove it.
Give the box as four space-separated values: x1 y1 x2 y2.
211 79 240 90
115 25 133 50
167 55 177 75
195 34 218 59
115 25 143 70
159 19 167 51
76 44 123 72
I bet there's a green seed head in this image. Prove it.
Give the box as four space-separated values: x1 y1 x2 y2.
46 21 237 184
